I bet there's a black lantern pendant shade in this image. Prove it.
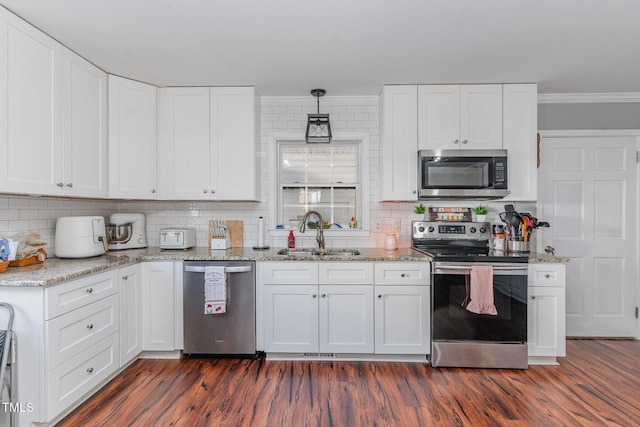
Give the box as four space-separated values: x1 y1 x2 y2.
305 89 332 143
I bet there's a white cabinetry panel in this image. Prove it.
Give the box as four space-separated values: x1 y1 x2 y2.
119 263 142 365
141 262 175 350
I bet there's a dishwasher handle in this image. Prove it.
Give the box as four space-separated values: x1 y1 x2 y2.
184 265 253 273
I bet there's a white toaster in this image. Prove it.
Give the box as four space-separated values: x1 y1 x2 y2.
159 227 196 249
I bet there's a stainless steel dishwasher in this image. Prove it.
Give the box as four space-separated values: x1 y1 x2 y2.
183 261 256 356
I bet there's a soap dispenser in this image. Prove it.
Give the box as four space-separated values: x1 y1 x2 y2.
288 230 296 248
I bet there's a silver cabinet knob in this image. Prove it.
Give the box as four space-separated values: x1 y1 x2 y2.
462 140 468 144
66 183 73 187
203 189 208 193
321 294 326 298
454 139 459 144
122 275 128 280
544 274 551 279
57 182 64 187
86 324 94 330
85 288 93 294
377 294 382 298
86 367 94 374
531 295 536 300
312 294 317 298
211 189 215 194
401 273 406 277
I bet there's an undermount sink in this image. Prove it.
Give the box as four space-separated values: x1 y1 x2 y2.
276 248 361 257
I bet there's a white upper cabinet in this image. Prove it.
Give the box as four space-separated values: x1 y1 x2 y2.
62 49 108 197
157 87 211 200
108 75 157 199
0 7 63 195
379 85 418 201
157 86 258 200
502 84 538 201
418 84 503 150
210 87 259 200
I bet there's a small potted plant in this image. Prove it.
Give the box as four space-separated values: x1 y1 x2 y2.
473 204 489 222
414 203 426 219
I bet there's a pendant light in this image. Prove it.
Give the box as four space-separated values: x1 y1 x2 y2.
305 88 332 143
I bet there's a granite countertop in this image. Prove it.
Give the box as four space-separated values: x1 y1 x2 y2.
0 246 431 287
527 252 571 263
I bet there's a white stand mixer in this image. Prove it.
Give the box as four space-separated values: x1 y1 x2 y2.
106 213 148 250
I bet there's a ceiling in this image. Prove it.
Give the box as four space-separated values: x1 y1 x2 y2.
2 0 640 96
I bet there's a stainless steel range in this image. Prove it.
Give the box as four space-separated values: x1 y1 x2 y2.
412 221 529 369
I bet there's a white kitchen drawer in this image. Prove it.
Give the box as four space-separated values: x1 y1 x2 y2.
261 262 318 285
46 332 119 422
374 262 430 286
45 270 119 319
45 294 119 370
319 263 374 284
528 263 566 287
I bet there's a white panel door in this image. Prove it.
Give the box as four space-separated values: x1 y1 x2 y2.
527 286 566 357
210 87 258 200
459 85 502 149
380 85 418 201
108 75 157 199
0 8 62 195
538 133 637 337
141 262 175 350
119 264 142 365
418 85 460 149
157 87 210 199
263 285 319 353
319 285 374 353
374 285 430 354
62 49 107 197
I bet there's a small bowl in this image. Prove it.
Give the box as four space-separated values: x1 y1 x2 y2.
289 220 301 229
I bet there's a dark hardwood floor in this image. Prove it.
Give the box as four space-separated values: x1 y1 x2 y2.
57 339 640 426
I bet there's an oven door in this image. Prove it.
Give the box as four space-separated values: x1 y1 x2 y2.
432 261 528 343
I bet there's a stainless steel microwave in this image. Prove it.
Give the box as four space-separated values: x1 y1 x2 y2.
418 149 508 199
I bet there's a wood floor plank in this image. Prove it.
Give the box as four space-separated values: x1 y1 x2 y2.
57 339 640 426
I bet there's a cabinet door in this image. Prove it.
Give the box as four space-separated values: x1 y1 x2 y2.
0 8 63 195
62 48 107 197
459 85 503 149
141 262 175 350
319 285 374 353
374 285 430 354
119 264 142 365
157 87 211 200
528 286 566 357
418 85 460 149
502 84 537 201
210 87 258 200
263 285 319 353
108 75 157 199
379 85 418 201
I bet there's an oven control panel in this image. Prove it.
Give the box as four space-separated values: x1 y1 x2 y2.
412 221 489 239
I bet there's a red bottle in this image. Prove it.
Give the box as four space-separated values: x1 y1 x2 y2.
287 230 296 248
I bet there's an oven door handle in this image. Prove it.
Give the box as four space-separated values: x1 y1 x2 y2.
434 265 528 271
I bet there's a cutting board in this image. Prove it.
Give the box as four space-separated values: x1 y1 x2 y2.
208 219 243 248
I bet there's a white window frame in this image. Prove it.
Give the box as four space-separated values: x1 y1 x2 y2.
268 132 370 237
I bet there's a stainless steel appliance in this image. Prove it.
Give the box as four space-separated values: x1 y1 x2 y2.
160 227 196 249
412 220 528 369
183 261 256 356
54 216 108 258
418 149 508 200
106 213 147 250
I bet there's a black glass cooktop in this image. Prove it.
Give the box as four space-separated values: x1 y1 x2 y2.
412 245 529 263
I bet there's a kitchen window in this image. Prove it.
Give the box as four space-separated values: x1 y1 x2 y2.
277 142 361 228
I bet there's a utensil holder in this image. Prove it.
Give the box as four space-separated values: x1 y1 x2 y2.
211 237 230 250
508 241 530 253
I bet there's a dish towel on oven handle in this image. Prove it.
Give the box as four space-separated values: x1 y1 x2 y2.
204 266 227 314
466 265 498 315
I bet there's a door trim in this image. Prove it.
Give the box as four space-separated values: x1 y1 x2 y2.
538 129 640 340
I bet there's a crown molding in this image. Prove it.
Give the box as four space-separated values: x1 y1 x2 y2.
538 92 640 104
260 95 378 106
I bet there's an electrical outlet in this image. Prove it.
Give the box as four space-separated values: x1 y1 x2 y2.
392 219 401 230
374 219 382 232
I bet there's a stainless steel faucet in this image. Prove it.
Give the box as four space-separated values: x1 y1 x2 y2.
299 210 325 249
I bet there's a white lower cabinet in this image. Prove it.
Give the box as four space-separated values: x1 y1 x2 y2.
374 263 431 355
141 261 176 351
261 261 429 358
528 263 566 362
119 263 142 365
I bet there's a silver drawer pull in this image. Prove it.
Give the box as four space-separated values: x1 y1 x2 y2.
531 295 536 300
87 324 94 330
378 294 382 298
400 273 406 277
85 288 93 294
544 274 551 278
86 367 94 374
